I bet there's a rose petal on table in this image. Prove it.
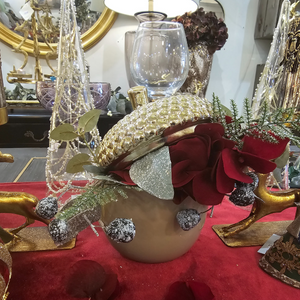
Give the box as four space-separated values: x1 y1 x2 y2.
92 274 119 300
165 281 195 300
65 260 106 298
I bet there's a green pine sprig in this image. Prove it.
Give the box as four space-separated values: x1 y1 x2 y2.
211 96 300 148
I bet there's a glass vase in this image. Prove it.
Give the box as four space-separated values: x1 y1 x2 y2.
125 12 167 88
180 44 213 98
130 21 189 99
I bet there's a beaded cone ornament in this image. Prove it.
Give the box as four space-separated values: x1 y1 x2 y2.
46 0 101 198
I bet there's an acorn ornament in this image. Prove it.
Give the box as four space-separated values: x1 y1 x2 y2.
229 188 256 207
105 218 136 243
176 209 201 231
235 172 259 191
35 196 58 219
48 219 70 245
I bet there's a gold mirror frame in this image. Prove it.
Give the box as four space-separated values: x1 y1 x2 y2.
0 7 117 57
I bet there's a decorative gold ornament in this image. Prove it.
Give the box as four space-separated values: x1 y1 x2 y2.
0 191 49 244
0 152 13 163
0 107 7 126
219 173 300 238
0 8 116 58
0 243 12 300
7 0 58 84
128 86 150 109
97 93 212 170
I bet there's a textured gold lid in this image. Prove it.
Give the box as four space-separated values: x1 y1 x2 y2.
97 94 212 170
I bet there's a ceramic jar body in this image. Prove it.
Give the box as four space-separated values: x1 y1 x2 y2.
101 188 207 263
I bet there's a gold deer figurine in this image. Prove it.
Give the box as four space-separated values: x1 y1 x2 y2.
0 191 50 244
221 173 300 238
0 152 49 244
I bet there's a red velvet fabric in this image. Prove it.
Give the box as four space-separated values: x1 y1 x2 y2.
1 181 300 300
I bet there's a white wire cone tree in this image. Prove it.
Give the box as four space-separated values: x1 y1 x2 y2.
46 0 101 197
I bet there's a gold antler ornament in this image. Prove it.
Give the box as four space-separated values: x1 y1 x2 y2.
220 173 300 238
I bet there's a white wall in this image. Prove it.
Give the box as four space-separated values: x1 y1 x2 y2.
0 0 272 111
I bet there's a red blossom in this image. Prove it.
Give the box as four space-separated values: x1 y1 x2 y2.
109 123 289 206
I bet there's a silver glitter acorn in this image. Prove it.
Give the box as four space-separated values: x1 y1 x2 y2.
105 218 136 243
235 172 259 191
229 188 256 207
48 219 70 244
176 209 201 231
35 196 58 219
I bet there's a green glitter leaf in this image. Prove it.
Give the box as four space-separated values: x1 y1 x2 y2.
50 124 78 141
66 153 91 173
93 175 126 184
83 165 106 175
78 109 102 133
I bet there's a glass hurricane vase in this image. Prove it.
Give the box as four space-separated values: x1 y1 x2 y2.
130 21 189 100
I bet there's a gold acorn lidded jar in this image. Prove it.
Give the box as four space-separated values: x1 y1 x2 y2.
96 92 212 263
48 91 214 264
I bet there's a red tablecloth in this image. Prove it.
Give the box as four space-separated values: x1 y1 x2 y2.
1 181 300 300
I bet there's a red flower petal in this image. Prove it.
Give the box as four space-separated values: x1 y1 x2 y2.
239 151 277 174
92 274 119 300
165 281 195 300
216 156 235 194
165 281 215 300
65 260 106 298
221 149 252 183
172 160 200 187
171 137 210 169
195 123 225 138
188 281 215 300
192 171 225 205
242 136 289 160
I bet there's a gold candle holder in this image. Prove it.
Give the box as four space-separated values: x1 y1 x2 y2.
128 86 150 110
0 52 7 126
0 106 8 126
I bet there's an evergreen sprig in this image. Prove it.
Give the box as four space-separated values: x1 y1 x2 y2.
56 182 141 221
211 96 300 148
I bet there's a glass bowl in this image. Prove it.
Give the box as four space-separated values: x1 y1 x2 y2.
36 81 111 111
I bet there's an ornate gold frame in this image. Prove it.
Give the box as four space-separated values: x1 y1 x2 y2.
0 7 117 57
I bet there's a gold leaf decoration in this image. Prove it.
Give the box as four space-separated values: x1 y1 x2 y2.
50 124 78 141
66 153 91 173
78 109 102 133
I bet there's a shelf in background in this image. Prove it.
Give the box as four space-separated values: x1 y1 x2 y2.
0 106 123 148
